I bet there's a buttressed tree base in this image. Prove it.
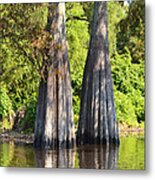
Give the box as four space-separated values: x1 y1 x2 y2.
34 3 75 150
77 2 119 145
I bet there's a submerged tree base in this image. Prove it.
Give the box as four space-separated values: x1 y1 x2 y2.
0 124 144 145
77 2 119 146
34 3 75 150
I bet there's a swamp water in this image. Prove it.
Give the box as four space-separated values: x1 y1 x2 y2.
0 135 144 170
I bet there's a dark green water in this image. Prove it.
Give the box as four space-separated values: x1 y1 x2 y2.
0 135 144 170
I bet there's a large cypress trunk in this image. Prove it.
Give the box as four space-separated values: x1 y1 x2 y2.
77 2 119 145
34 3 75 149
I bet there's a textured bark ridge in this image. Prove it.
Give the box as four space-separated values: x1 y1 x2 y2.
34 3 75 149
77 2 119 145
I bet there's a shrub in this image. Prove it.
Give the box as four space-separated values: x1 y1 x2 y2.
111 49 144 125
0 84 13 130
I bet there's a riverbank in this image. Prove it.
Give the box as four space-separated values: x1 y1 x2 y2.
0 125 144 144
119 123 144 137
0 131 34 144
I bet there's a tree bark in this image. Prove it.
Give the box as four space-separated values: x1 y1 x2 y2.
34 3 75 149
77 2 119 145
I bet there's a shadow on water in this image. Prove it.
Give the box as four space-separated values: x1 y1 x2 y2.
0 136 144 169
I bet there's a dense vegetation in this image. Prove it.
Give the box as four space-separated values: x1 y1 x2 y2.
0 1 145 133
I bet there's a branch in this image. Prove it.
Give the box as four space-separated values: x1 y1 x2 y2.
66 16 88 22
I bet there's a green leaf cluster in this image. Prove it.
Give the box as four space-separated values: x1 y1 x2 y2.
116 0 145 63
0 4 46 131
66 2 90 126
111 49 144 126
0 83 13 130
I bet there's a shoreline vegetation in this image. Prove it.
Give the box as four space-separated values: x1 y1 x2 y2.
0 123 144 145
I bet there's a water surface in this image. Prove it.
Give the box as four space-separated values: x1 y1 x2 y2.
0 135 144 170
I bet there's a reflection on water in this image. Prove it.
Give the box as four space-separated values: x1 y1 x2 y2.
0 136 144 169
77 145 118 169
35 149 76 168
34 144 118 169
0 142 35 167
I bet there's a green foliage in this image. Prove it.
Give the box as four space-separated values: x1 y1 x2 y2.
80 2 94 34
111 49 144 125
0 84 12 119
0 3 45 132
19 96 37 134
116 0 145 63
107 1 127 56
0 83 13 130
66 2 90 122
0 4 44 110
114 89 137 126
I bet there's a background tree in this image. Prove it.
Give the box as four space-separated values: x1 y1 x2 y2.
77 2 119 145
116 0 145 63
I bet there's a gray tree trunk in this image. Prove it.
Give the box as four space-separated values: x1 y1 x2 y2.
34 3 75 149
77 2 119 145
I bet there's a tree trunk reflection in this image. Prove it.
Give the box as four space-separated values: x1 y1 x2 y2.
35 148 76 168
35 144 118 169
78 144 118 169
